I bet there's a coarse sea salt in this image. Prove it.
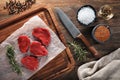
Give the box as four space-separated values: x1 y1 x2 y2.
77 6 96 25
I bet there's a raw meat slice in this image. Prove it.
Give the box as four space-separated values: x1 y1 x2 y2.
32 27 51 46
30 41 48 56
18 35 30 53
21 56 39 70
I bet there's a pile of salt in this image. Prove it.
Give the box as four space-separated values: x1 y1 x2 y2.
77 6 96 25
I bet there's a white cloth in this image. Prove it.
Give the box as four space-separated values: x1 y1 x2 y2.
78 48 120 80
0 16 66 80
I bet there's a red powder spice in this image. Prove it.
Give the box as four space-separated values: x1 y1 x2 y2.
94 25 110 42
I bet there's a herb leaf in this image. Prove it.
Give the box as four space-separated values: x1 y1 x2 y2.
6 45 22 75
68 41 88 61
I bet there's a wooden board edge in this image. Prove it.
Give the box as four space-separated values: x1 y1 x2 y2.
47 7 75 67
0 5 76 79
0 4 47 29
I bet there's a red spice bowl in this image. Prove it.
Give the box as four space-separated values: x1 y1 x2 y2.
92 24 111 43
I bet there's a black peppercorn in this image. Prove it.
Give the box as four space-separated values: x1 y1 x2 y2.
4 0 36 15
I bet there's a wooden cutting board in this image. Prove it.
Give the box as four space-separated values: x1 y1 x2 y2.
0 5 75 80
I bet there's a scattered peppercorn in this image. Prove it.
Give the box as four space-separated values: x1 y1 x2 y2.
3 0 36 15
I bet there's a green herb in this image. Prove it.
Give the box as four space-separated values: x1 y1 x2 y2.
6 45 22 75
68 41 88 61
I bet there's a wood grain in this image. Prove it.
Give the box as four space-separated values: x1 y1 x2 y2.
0 6 75 80
0 0 120 80
77 33 101 58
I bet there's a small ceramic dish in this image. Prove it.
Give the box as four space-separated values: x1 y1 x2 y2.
77 5 97 26
92 24 111 43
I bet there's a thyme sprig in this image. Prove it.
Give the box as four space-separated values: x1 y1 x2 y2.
68 41 88 61
6 45 22 75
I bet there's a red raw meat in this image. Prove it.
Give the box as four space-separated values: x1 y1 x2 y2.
32 27 51 46
30 41 48 56
21 56 39 70
18 35 30 53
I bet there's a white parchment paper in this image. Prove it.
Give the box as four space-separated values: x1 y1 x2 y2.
0 16 66 80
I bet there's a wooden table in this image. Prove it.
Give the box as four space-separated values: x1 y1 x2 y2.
0 0 120 80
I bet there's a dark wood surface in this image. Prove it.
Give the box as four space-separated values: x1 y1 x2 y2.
0 0 120 80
